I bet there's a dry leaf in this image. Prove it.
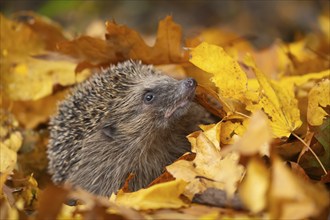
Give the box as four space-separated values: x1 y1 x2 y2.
115 179 188 210
0 111 22 173
269 157 329 219
37 184 73 219
57 16 188 72
221 111 272 156
238 158 269 213
220 120 247 145
199 122 221 149
1 10 330 220
0 14 90 101
244 55 302 138
167 128 244 199
190 42 248 100
307 79 330 126
2 90 68 129
190 42 303 138
12 12 68 51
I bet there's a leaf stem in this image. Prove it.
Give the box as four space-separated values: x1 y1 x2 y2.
292 132 327 175
234 111 250 119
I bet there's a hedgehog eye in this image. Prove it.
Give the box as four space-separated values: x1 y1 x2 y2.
143 92 155 104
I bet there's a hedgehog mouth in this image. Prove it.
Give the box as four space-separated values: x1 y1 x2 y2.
164 90 195 118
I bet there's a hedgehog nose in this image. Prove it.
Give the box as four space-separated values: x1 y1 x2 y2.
183 78 197 88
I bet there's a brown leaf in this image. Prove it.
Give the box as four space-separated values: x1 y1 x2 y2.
13 12 68 51
287 161 310 181
195 85 227 118
36 184 68 220
121 173 135 193
57 16 188 72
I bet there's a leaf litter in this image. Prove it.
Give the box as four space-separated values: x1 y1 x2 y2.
0 11 329 220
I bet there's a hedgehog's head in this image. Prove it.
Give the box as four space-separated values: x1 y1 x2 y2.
102 60 197 138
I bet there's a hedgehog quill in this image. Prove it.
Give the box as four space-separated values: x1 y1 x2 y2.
47 60 206 196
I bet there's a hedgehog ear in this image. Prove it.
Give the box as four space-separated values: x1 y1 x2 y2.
102 124 116 140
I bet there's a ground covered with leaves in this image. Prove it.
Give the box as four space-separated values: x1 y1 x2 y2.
1 10 330 220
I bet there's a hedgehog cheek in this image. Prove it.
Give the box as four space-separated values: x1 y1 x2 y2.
102 124 117 140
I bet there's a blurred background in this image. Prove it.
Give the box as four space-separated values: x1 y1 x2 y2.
1 0 329 48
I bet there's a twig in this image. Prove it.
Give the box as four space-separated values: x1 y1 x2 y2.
292 132 327 175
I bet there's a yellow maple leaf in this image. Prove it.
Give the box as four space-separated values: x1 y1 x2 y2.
244 56 302 138
190 42 302 138
166 160 206 199
307 79 330 126
115 179 188 210
199 122 221 149
221 111 272 156
190 42 248 100
220 120 247 145
0 14 90 101
3 60 81 101
167 127 244 199
278 70 330 93
249 70 330 95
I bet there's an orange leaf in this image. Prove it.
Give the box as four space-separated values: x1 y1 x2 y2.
57 16 188 72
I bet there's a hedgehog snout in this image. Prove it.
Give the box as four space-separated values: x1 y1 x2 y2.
178 78 197 99
183 78 197 89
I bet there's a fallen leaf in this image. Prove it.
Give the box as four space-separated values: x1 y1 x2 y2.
37 184 69 219
2 89 68 129
221 111 272 156
314 117 330 157
199 122 221 150
307 79 330 126
0 111 22 173
287 162 311 181
244 55 303 138
115 179 188 210
0 144 17 173
195 85 230 118
20 175 40 213
220 120 246 145
190 42 248 100
167 129 244 199
12 11 68 51
239 158 269 213
278 70 330 93
0 14 90 101
57 16 188 72
269 157 329 219
3 59 82 101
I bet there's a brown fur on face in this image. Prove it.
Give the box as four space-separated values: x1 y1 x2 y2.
47 60 206 196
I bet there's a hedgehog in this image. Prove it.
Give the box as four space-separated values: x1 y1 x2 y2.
47 60 207 196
